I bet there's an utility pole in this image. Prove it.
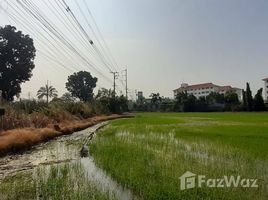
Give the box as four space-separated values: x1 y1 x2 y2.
123 68 128 100
111 72 118 98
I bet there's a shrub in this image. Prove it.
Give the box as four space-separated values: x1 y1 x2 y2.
0 105 55 131
91 100 110 115
0 98 123 132
30 112 55 128
2 106 31 130
63 102 93 118
39 105 74 123
11 100 47 114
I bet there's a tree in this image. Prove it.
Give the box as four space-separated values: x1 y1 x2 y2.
174 91 187 112
224 91 239 111
242 90 247 111
37 84 58 104
95 88 128 114
0 25 36 101
66 71 97 102
206 92 225 104
184 94 197 112
245 82 253 111
174 91 196 112
253 88 266 111
95 88 113 100
195 96 208 112
60 92 76 102
150 93 162 104
150 93 162 111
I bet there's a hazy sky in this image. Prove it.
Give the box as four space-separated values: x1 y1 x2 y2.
0 0 268 99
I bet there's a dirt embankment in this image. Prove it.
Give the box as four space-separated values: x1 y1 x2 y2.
0 114 133 157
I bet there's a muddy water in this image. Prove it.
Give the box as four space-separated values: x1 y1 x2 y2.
0 122 134 200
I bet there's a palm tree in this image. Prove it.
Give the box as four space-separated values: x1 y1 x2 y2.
37 84 58 104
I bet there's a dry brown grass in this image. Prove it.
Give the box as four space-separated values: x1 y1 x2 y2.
0 128 60 156
1 106 56 130
0 114 133 157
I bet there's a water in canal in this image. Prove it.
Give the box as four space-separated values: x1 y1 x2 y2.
0 122 134 200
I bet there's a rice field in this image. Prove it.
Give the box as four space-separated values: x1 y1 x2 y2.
90 112 268 200
0 161 112 200
0 112 267 200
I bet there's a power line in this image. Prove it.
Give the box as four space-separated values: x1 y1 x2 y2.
1 0 125 92
59 0 126 92
2 1 80 71
74 0 117 72
17 0 113 84
82 0 121 71
54 0 108 67
60 0 115 74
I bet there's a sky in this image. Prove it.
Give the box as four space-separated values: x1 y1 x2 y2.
0 0 268 99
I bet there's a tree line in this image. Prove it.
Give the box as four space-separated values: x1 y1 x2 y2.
0 25 128 114
134 83 266 112
242 83 266 111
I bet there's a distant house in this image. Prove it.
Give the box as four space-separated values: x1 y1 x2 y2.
262 78 268 101
173 82 242 100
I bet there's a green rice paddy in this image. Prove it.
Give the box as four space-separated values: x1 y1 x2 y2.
1 112 267 200
90 112 268 200
0 162 111 200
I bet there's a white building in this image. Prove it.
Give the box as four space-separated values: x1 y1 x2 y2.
262 78 268 101
173 82 243 100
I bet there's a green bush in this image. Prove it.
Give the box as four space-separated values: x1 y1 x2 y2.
91 100 110 115
65 102 93 118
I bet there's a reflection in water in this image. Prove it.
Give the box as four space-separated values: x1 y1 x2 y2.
80 157 133 200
